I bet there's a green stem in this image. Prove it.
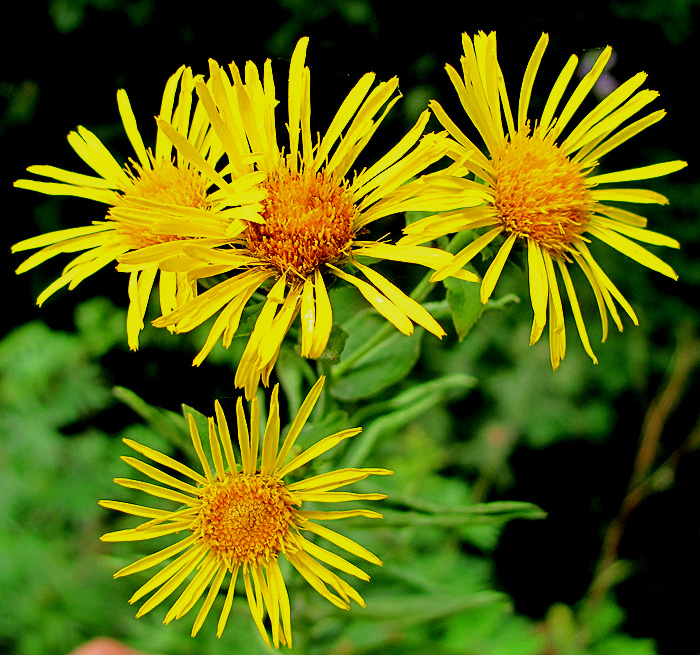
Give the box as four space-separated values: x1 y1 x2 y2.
583 324 700 609
331 318 394 377
315 357 333 418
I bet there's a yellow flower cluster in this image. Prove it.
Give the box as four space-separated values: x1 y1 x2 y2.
11 33 686 647
13 34 684 374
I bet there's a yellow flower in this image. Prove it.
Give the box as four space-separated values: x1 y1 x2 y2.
403 32 686 368
100 376 391 648
12 66 262 349
151 37 478 396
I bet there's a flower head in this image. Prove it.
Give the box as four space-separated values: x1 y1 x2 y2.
12 67 261 349
403 32 686 368
152 37 477 396
100 377 391 648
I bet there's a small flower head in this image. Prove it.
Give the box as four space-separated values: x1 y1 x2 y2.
12 68 259 349
404 32 686 368
152 37 477 396
100 377 391 648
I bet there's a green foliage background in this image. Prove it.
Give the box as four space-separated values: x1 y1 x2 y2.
1 1 699 654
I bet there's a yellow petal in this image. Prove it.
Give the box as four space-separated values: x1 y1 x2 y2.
542 252 564 335
587 225 678 280
274 376 326 472
298 536 370 580
114 477 199 506
300 276 315 357
216 566 240 638
590 188 669 205
329 266 415 335
527 238 549 343
586 160 687 186
430 227 503 283
191 564 227 637
287 467 393 493
591 215 678 248
120 456 199 496
114 534 198 578
276 428 362 479
354 261 446 338
304 521 382 565
557 259 598 364
13 178 118 204
518 33 548 131
309 268 333 358
540 54 578 134
243 566 271 648
480 232 516 303
116 89 150 170
287 36 310 171
187 414 213 482
260 385 281 476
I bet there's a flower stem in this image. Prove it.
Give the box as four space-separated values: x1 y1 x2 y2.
583 324 700 608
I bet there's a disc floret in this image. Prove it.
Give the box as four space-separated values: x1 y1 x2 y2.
194 473 297 567
494 129 592 258
246 169 357 279
114 159 211 249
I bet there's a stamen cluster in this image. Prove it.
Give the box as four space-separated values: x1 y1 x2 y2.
194 473 296 566
246 169 357 279
494 130 592 257
113 161 210 249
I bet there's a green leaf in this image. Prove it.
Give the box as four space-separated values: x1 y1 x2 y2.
181 402 210 444
443 603 545 655
112 386 190 449
317 323 348 364
330 313 423 401
0 321 111 428
328 283 366 325
362 591 507 623
591 634 659 655
443 276 484 341
341 374 476 467
275 347 306 418
580 597 626 643
233 301 265 339
342 391 442 467
349 372 477 426
379 500 547 526
379 507 545 527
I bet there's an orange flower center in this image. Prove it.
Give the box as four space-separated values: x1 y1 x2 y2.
112 160 210 249
246 169 357 280
494 130 592 257
194 473 296 566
